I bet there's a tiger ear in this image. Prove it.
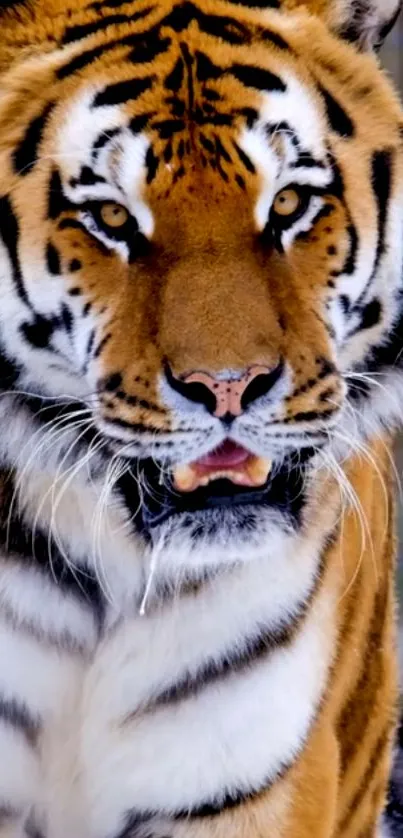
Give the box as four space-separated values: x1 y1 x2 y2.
323 0 402 51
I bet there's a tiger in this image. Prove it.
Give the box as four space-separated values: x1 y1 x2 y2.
0 0 403 835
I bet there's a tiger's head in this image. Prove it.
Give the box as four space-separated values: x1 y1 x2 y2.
0 0 402 573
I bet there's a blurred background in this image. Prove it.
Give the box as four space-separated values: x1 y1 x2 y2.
382 18 403 86
381 25 403 670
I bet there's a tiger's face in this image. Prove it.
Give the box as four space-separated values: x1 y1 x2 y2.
0 0 402 569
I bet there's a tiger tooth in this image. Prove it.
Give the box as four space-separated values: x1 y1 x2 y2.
200 470 234 486
173 464 198 492
247 457 272 486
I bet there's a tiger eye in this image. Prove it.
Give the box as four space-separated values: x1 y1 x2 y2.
273 188 302 217
100 202 129 228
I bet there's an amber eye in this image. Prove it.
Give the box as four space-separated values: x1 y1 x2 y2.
272 188 304 218
99 202 129 229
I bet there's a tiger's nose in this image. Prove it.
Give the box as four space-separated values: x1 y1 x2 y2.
166 362 284 419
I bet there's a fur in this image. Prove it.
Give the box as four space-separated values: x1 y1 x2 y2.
0 0 401 836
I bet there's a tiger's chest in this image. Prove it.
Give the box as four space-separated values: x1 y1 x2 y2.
34 538 335 838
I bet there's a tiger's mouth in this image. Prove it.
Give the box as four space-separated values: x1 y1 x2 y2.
172 441 273 493
118 440 313 536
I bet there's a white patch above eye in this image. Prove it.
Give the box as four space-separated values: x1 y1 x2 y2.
56 90 154 242
113 131 155 238
56 88 126 183
239 125 280 231
259 71 327 160
278 166 332 191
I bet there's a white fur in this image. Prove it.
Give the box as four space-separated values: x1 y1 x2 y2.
79 586 336 838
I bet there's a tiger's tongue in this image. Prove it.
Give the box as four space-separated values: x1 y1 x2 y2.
173 441 272 493
198 440 250 468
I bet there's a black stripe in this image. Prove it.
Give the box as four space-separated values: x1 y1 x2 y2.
57 42 111 79
258 27 288 50
371 149 392 276
89 0 142 9
20 316 55 349
93 75 154 107
125 539 328 719
118 753 292 830
93 331 112 358
0 196 31 307
57 24 168 80
91 128 121 159
162 0 287 50
276 408 336 424
56 5 286 83
378 2 403 44
232 141 256 173
238 106 258 128
343 223 358 274
48 168 73 220
101 416 161 434
58 218 86 232
229 63 285 92
61 303 74 334
349 149 393 314
177 9 250 46
84 329 95 364
0 577 92 657
68 258 81 273
355 291 403 383
337 577 391 776
0 466 104 622
129 33 171 63
62 7 153 44
46 242 61 275
0 697 40 747
113 812 156 838
129 112 153 134
291 152 326 170
358 298 382 332
319 85 354 138
338 723 392 833
0 346 20 388
174 780 286 818
165 57 184 92
69 165 106 188
151 118 185 138
115 391 167 414
136 610 311 712
13 102 54 176
7 515 105 619
195 50 222 83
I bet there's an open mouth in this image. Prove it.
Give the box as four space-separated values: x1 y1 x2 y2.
118 440 313 536
172 440 273 493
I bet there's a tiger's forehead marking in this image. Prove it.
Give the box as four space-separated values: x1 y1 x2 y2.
55 55 331 237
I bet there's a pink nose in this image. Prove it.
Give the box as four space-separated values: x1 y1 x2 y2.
166 362 284 419
183 367 273 418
